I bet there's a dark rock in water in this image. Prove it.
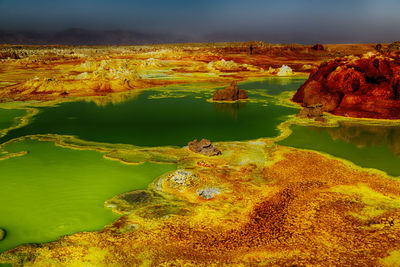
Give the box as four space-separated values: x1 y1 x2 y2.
213 81 248 101
297 104 324 120
313 44 324 51
292 53 400 119
188 139 221 156
0 228 6 241
120 190 151 204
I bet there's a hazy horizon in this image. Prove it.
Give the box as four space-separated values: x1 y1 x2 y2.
1 0 400 44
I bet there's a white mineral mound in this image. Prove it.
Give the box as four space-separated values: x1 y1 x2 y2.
277 65 293 76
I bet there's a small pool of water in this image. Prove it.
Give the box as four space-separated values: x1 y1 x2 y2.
0 139 175 253
279 123 400 177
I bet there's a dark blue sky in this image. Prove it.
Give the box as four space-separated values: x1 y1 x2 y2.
0 0 399 43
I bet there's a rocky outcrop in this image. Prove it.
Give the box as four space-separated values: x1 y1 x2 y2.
0 51 20 59
375 44 383 52
292 53 400 119
297 104 325 121
389 41 400 52
213 81 248 101
188 139 221 156
313 44 324 51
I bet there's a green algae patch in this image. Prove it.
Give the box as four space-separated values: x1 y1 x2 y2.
0 139 175 253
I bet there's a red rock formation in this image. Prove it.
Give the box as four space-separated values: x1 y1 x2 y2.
213 81 248 101
292 54 400 119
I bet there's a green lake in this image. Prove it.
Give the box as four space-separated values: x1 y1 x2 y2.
0 83 299 147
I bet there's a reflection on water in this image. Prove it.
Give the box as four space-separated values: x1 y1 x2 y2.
239 77 306 95
324 122 400 158
82 89 144 107
213 101 247 119
268 77 295 86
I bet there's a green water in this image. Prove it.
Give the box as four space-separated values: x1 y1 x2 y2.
0 139 175 253
0 108 25 134
0 85 298 147
279 124 400 177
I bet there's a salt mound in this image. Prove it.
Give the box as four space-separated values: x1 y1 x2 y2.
277 65 293 76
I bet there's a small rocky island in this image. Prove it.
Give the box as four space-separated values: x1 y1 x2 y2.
213 81 248 101
293 53 400 119
188 139 221 156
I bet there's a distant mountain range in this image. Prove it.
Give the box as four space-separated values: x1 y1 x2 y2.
0 28 191 45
